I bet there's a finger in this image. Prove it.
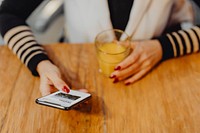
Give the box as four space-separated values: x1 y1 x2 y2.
112 61 142 81
114 47 140 71
47 79 54 85
39 76 51 96
48 74 70 93
124 67 151 85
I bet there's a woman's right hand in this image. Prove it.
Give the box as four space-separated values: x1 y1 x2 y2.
36 60 70 96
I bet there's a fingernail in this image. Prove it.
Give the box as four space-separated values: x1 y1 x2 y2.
113 78 119 83
125 82 131 86
109 75 116 79
62 86 70 93
114 66 121 70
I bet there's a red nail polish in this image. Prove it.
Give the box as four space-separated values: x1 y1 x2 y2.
62 86 70 93
125 82 131 86
114 66 121 70
109 75 116 79
113 78 119 83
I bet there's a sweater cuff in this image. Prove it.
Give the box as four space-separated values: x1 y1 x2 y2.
27 53 50 76
157 35 174 61
0 14 27 36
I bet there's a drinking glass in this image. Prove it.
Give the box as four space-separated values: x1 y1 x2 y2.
95 29 130 77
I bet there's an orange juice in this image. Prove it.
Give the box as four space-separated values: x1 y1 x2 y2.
97 42 129 76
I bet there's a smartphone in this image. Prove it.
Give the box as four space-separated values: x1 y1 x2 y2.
35 90 91 110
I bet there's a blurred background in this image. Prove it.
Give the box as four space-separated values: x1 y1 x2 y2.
0 0 199 45
0 0 65 45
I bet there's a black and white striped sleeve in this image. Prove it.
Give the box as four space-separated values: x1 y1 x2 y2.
157 25 200 61
0 0 49 76
0 15 49 76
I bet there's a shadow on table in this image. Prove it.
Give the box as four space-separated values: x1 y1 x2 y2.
72 91 108 116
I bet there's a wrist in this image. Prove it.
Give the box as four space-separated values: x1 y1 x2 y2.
36 60 52 76
152 39 163 61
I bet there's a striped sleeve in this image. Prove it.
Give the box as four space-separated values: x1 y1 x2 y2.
0 14 49 76
0 0 48 76
157 25 200 61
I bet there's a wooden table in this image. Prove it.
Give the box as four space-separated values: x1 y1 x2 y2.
0 44 200 133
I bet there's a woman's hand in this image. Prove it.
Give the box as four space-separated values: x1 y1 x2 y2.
110 39 163 85
36 60 70 96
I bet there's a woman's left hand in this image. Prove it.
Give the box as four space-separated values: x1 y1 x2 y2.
110 39 163 85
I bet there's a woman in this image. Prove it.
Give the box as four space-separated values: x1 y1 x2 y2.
0 0 194 96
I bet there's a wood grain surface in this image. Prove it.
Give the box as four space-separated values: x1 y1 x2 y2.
0 44 200 133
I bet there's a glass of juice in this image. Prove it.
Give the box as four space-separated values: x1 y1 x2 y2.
95 29 130 77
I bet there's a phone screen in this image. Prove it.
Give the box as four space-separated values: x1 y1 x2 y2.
36 90 91 110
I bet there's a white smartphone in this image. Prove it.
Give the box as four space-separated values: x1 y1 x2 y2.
35 90 91 110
